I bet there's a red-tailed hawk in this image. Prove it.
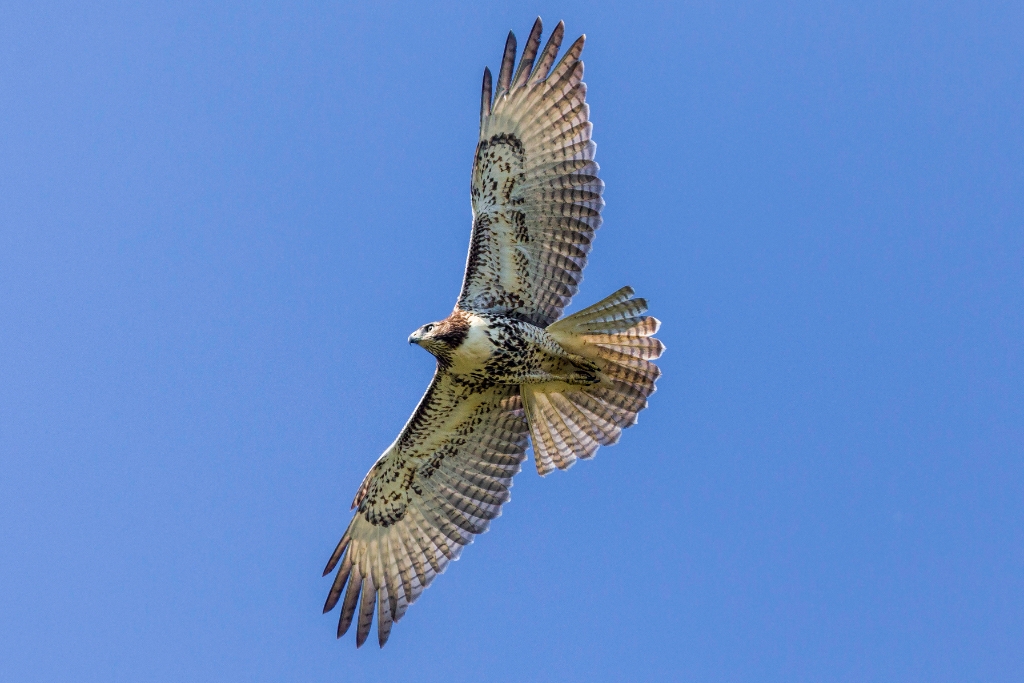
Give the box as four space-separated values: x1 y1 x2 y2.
323 18 664 647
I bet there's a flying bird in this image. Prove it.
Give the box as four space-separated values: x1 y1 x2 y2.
323 18 664 648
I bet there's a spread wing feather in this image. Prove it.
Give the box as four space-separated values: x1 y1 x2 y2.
459 18 604 327
323 371 529 647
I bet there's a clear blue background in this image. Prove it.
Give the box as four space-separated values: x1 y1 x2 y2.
2 1 1022 681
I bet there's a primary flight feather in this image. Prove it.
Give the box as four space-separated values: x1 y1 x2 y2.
323 18 664 648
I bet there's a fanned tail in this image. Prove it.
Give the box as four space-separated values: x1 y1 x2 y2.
522 286 664 475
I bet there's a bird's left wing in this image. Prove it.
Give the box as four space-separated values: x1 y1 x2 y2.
323 371 529 647
458 18 604 327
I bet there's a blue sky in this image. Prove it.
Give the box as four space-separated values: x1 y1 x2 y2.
1 1 1022 681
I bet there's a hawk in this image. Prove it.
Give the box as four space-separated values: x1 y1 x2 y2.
323 18 664 647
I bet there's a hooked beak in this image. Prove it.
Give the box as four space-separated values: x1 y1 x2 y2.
408 332 421 346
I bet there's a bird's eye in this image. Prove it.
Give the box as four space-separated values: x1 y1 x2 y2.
423 324 434 332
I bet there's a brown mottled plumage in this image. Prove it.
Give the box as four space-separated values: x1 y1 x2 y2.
323 18 664 648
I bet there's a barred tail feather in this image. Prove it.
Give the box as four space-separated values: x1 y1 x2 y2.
522 286 664 475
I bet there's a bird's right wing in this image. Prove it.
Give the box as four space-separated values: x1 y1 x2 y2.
323 371 529 648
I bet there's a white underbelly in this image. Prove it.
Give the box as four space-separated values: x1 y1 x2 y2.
449 317 495 373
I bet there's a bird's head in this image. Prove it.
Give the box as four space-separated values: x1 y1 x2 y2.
408 321 441 348
408 312 470 364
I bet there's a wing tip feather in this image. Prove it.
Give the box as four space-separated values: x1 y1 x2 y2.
480 66 493 122
497 30 517 93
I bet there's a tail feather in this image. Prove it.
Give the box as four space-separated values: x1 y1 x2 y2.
574 318 654 335
522 287 664 476
600 359 660 386
568 391 626 439
549 393 601 458
592 346 660 374
569 299 648 324
525 390 600 474
533 393 576 471
587 334 663 357
587 381 649 420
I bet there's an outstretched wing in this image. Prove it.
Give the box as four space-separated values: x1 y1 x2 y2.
323 372 529 648
458 18 604 327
